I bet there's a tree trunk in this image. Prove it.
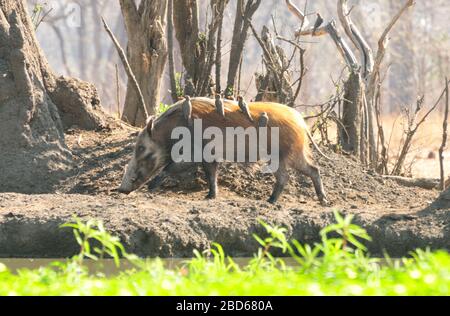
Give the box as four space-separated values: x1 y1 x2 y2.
339 71 362 155
167 0 179 103
0 0 105 193
226 0 261 98
173 0 199 83
120 0 168 126
173 0 227 97
215 5 225 94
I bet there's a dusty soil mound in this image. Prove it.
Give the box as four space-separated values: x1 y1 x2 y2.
0 128 447 258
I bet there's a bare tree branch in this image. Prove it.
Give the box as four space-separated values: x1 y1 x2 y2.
392 82 449 175
337 0 374 79
285 0 309 28
368 0 415 102
439 78 449 190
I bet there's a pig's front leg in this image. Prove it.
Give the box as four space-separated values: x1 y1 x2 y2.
147 162 199 192
147 172 169 192
147 163 175 192
203 162 219 199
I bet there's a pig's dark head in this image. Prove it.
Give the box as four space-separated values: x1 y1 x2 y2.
118 119 166 194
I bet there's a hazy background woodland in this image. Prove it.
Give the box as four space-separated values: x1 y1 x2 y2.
29 0 449 113
23 0 450 179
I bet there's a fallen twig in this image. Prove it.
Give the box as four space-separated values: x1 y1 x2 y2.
382 175 439 190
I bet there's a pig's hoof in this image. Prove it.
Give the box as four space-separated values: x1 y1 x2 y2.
147 184 158 193
205 193 217 200
268 197 278 204
147 180 162 192
117 188 131 195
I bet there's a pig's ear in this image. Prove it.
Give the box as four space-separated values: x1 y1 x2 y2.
146 116 154 137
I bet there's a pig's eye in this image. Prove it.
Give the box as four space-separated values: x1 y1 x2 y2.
138 146 145 153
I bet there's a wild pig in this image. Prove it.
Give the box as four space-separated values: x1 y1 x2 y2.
118 97 329 204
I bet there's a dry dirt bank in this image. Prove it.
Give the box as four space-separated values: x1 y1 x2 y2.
0 192 447 258
0 129 447 258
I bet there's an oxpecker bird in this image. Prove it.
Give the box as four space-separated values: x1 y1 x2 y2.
183 95 193 127
312 13 324 36
215 93 225 119
258 112 269 127
237 96 254 122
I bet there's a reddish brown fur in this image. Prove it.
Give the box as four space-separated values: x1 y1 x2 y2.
152 97 311 168
145 97 327 204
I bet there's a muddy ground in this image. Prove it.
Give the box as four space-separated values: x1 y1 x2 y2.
0 126 448 258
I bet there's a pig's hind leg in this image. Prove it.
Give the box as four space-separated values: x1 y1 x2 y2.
268 161 290 204
297 160 329 205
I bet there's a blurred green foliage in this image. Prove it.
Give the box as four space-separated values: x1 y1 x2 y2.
0 211 448 296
